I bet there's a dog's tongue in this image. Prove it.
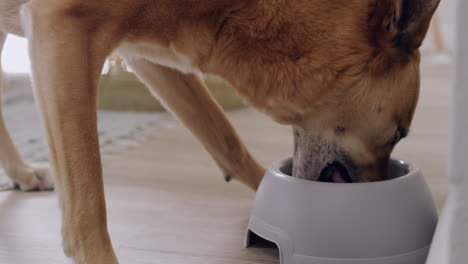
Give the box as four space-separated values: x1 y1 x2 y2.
331 169 347 183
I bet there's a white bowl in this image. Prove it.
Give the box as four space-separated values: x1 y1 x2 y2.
246 158 438 264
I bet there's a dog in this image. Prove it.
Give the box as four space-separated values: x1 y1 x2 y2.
0 0 439 263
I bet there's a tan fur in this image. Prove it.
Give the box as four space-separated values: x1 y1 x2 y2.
0 0 439 262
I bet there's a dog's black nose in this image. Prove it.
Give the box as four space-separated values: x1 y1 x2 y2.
318 162 352 183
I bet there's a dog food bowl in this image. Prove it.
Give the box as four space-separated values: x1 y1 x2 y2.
246 158 438 264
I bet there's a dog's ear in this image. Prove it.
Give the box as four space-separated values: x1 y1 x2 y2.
370 0 440 56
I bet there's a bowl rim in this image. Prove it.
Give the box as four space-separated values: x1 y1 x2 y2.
269 157 420 187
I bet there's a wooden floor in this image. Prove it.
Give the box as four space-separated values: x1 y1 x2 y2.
0 64 452 263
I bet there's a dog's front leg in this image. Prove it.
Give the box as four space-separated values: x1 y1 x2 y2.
0 32 53 191
124 59 265 190
22 2 119 263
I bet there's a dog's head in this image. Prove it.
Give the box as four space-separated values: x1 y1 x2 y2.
292 59 420 182
209 0 439 182
288 0 440 182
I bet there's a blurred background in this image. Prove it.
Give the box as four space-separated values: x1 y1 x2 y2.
0 1 458 263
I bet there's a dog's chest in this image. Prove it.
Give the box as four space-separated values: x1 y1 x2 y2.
116 41 201 75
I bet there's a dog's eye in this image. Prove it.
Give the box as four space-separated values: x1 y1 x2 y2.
389 127 406 146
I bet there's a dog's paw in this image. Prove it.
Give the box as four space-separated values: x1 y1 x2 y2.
62 226 119 264
13 163 54 192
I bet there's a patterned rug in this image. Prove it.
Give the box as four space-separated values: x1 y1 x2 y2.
0 77 175 190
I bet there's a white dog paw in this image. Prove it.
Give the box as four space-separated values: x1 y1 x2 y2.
13 163 54 192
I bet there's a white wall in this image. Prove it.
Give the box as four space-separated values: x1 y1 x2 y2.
427 0 468 262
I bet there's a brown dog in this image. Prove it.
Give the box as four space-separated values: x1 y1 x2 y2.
0 0 439 263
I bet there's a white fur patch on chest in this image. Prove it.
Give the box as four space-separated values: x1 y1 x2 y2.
117 41 201 75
